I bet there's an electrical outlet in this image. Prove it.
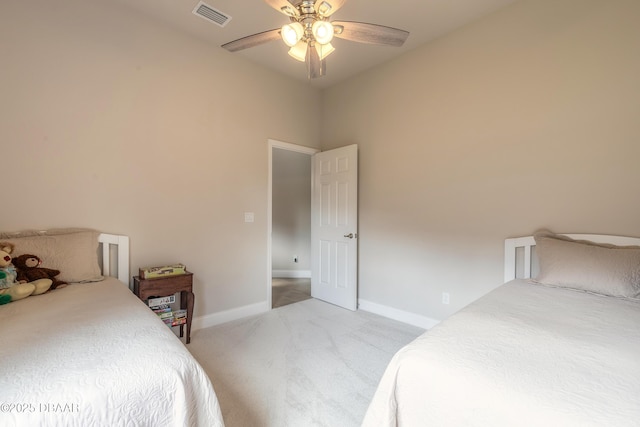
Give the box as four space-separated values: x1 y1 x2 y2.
442 292 450 305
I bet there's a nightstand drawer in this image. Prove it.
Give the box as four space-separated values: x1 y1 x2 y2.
134 273 193 301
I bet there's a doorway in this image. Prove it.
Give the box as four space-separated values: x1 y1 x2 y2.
268 140 319 309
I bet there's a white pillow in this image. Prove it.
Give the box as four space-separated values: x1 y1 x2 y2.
533 231 640 298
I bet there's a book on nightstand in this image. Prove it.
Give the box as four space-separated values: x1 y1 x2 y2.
147 298 187 328
148 295 176 307
139 264 187 280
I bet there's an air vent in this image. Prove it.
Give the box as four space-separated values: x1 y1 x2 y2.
192 1 232 28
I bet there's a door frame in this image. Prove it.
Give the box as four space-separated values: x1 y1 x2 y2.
267 139 319 309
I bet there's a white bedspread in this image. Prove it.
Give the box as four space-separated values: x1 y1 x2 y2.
362 279 640 427
0 278 224 427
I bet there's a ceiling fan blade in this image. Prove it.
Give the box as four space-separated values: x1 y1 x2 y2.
221 29 281 52
264 0 299 17
306 44 325 79
332 21 410 47
314 0 346 17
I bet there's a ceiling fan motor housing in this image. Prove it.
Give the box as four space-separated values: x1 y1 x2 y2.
287 0 333 45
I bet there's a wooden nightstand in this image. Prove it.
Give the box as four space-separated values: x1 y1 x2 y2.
133 273 194 344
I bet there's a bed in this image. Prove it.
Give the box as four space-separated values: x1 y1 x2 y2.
0 229 224 427
362 231 640 427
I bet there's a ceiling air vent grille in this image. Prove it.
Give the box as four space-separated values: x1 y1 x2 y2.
192 2 232 28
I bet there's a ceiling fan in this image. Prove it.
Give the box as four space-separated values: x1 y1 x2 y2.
221 0 410 79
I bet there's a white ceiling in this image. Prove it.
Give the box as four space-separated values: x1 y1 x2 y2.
113 0 520 89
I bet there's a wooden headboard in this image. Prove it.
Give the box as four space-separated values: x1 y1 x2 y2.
504 233 640 283
98 233 130 285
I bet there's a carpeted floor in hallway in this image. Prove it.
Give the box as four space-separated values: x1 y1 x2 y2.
272 277 312 308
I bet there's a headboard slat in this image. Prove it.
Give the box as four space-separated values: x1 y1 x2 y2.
102 244 111 277
98 233 130 286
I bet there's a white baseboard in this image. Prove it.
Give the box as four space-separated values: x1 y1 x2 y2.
192 301 269 331
272 269 311 278
358 299 440 330
192 297 439 332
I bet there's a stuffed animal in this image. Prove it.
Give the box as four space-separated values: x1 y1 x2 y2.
13 254 68 290
0 242 52 302
0 271 11 305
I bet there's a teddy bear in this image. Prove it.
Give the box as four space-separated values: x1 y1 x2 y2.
13 254 68 290
0 242 52 302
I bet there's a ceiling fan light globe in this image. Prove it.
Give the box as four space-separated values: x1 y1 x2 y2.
281 22 304 47
288 40 308 62
280 5 298 18
312 20 334 45
315 42 335 60
316 1 332 16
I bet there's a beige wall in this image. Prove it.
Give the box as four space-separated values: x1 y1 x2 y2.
322 0 640 321
0 0 321 317
3 0 640 325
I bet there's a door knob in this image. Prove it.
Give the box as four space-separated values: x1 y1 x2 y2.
344 233 354 239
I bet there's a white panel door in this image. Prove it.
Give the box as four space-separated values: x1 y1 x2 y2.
311 144 358 310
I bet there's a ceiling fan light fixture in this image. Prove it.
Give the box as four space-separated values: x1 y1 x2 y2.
280 5 298 18
316 1 332 16
288 40 308 62
315 42 335 60
281 22 304 47
312 20 334 45
222 0 410 80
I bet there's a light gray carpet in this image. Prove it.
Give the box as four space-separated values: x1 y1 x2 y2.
188 298 425 427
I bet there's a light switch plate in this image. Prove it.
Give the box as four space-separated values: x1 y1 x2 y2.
244 212 254 223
